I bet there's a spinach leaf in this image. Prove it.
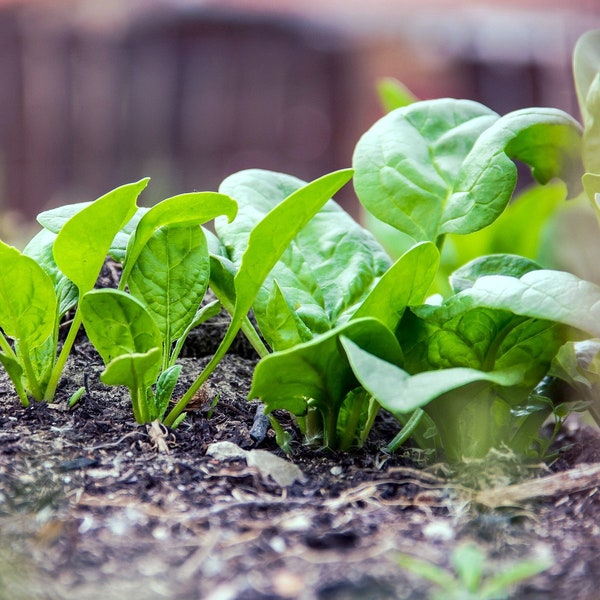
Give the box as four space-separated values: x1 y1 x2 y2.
120 191 237 288
249 317 402 449
81 289 164 423
215 169 390 347
573 28 600 175
23 229 78 318
0 241 57 403
353 100 583 244
463 269 600 338
127 225 209 369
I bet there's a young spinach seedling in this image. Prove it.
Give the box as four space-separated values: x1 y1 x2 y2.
0 179 148 405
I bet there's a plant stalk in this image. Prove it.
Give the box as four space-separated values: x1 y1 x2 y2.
44 309 82 401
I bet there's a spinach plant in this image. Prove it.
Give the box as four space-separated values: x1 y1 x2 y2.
245 91 592 458
397 543 552 600
0 179 148 405
79 191 237 424
211 168 438 449
163 168 354 427
58 168 351 425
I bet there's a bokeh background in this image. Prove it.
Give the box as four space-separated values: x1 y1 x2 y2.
0 0 599 268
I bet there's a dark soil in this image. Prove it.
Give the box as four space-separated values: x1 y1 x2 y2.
2 315 600 599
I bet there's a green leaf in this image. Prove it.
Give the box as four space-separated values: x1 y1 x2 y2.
53 179 149 293
23 229 78 317
80 289 163 364
37 201 92 232
451 545 484 592
450 254 542 294
217 169 386 339
463 269 600 338
352 241 439 330
573 29 600 174
121 191 237 287
376 77 418 112
249 318 402 430
101 348 162 388
155 364 182 420
353 100 583 242
101 348 162 423
128 225 210 348
38 203 150 262
401 299 562 388
441 108 583 235
353 99 499 242
341 336 523 415
261 280 313 351
0 352 27 405
0 241 57 349
480 556 552 599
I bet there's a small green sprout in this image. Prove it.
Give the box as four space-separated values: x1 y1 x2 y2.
397 543 552 600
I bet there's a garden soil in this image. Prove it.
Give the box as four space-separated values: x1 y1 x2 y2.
2 298 600 599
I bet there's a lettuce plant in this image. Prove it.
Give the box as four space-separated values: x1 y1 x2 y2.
0 179 148 405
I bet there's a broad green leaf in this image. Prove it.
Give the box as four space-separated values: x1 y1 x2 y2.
80 289 163 364
573 29 600 174
121 191 237 287
341 336 523 414
217 169 386 339
463 270 600 338
400 299 562 389
23 229 78 317
0 241 57 348
376 77 418 112
128 225 210 347
38 203 150 262
441 108 583 235
353 100 583 242
353 99 499 242
101 348 162 388
450 254 542 294
230 168 354 327
249 317 402 419
37 201 92 232
54 179 149 293
352 241 439 330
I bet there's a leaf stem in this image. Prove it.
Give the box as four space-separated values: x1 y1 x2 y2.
44 308 82 401
386 408 426 452
240 318 270 358
0 333 30 406
339 390 366 451
164 318 239 427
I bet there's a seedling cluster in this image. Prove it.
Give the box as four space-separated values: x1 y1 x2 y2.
2 31 600 464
